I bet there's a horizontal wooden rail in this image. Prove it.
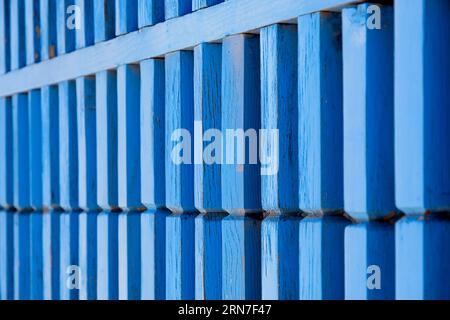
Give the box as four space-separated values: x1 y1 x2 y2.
0 0 362 97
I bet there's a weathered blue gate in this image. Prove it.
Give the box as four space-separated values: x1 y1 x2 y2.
0 0 450 300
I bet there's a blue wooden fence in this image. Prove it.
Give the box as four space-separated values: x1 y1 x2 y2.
0 0 449 300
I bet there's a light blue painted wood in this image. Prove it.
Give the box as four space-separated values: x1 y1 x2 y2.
221 34 261 214
30 211 44 300
166 213 196 300
12 93 31 211
117 64 143 211
342 4 397 221
0 0 11 74
261 214 300 300
75 0 94 49
298 12 343 213
118 212 141 300
395 0 450 215
42 85 60 209
97 211 118 300
165 0 191 20
165 51 195 213
115 0 138 36
0 210 14 300
59 81 79 211
60 211 79 300
192 0 222 11
25 0 41 64
13 212 31 300
345 222 395 300
0 98 14 209
96 71 119 211
261 24 298 213
56 0 76 55
40 0 58 60
78 211 97 300
396 215 450 300
94 0 115 43
222 215 261 300
77 76 99 211
140 59 165 210
10 0 26 70
299 215 349 300
138 0 165 28
42 210 60 300
141 209 168 300
29 89 43 210
193 43 222 213
195 213 226 300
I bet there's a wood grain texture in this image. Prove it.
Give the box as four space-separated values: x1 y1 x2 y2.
78 211 97 300
342 4 397 221
59 81 79 211
298 12 343 213
193 43 222 213
56 0 76 55
10 0 26 70
0 98 13 209
140 59 165 210
117 65 142 211
0 210 14 300
30 211 44 299
192 0 222 11
345 222 395 300
395 0 450 215
75 0 94 49
261 215 300 300
42 210 60 300
222 215 261 300
97 211 118 300
96 71 118 211
299 215 349 300
29 89 43 209
221 34 261 214
165 0 191 20
261 24 298 214
141 209 167 300
94 0 116 43
165 213 196 300
115 0 138 36
13 212 31 300
59 211 79 300
0 0 11 74
118 212 141 300
25 0 41 64
138 0 165 28
165 51 195 213
77 76 98 211
39 0 57 60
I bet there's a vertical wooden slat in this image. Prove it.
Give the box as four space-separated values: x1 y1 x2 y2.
10 0 26 70
79 211 97 300
25 0 41 64
94 0 115 43
30 211 44 299
13 212 31 300
75 0 94 49
165 0 192 20
29 89 43 209
0 210 14 300
138 0 165 28
56 0 76 55
59 211 79 300
0 0 11 74
0 97 13 209
192 0 222 11
40 0 57 60
115 0 138 36
42 210 60 300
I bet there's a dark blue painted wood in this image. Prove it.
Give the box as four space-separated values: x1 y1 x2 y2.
96 71 119 211
10 0 26 70
13 212 31 300
140 58 165 210
165 0 191 20
221 34 261 214
261 214 300 300
117 64 143 211
395 0 450 215
0 98 13 209
118 211 141 300
41 85 60 209
342 4 397 221
261 24 298 213
60 211 79 300
97 211 118 300
25 0 41 64
192 0 222 11
0 0 11 74
165 51 195 213
40 0 58 60
115 0 138 36
75 0 94 49
78 211 97 300
30 211 44 300
13 93 31 211
141 209 168 300
77 76 99 211
94 0 115 43
56 0 76 55
0 210 14 300
138 0 165 28
59 81 79 211
29 89 43 210
299 215 349 300
222 215 261 300
166 213 196 300
298 12 343 213
345 222 395 300
193 43 222 213
42 210 60 300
